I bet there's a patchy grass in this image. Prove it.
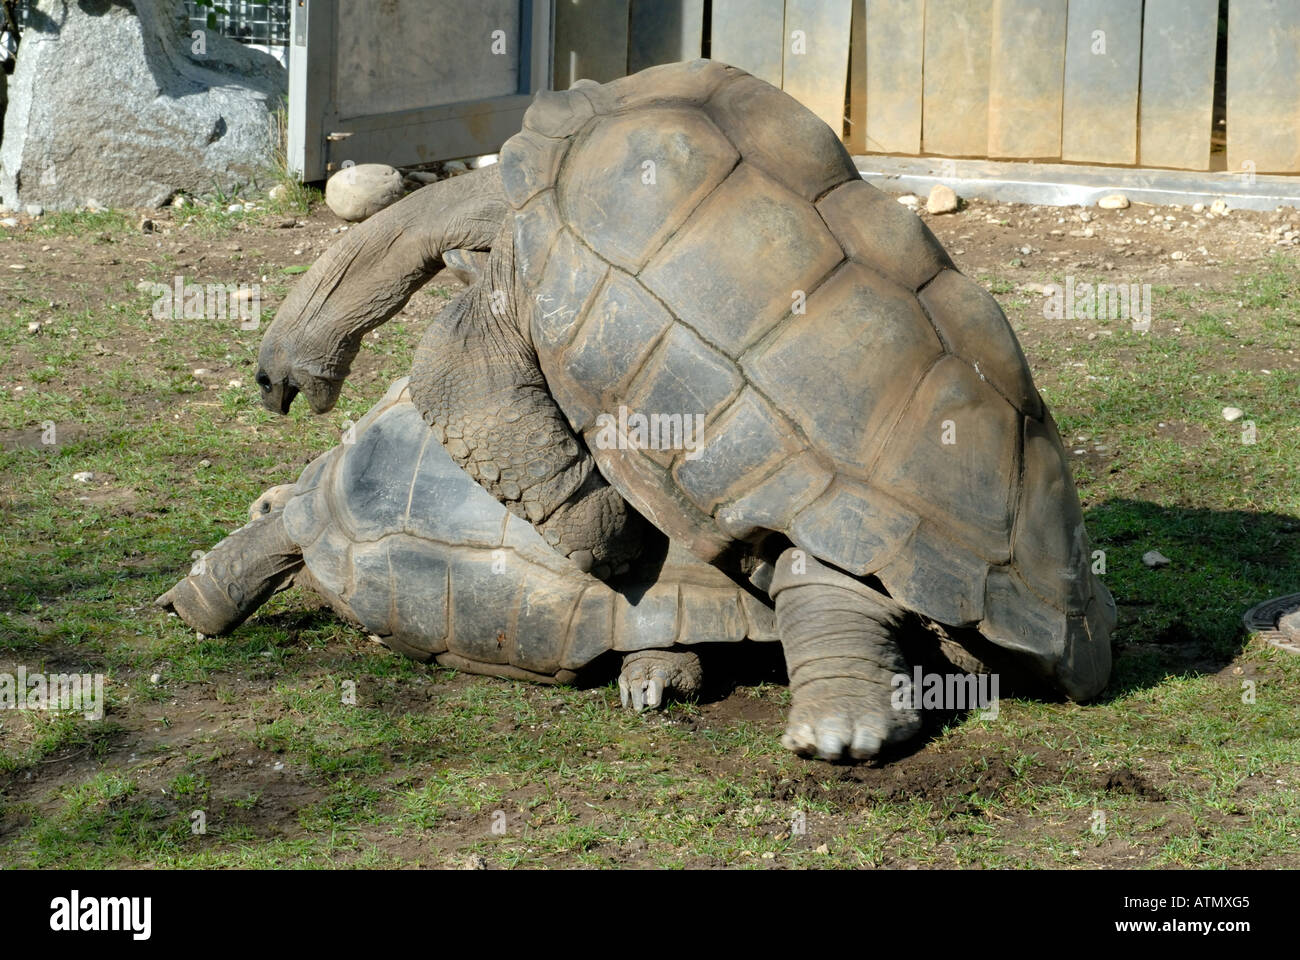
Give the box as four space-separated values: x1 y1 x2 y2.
1 210 1298 869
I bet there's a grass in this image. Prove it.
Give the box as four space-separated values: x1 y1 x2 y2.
0 216 1298 868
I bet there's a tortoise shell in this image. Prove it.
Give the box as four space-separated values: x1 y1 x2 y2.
281 379 776 679
499 60 1113 698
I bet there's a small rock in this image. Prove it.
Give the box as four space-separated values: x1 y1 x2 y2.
273 761 285 772
226 203 243 213
1192 202 1205 213
1210 198 1230 215
927 184 959 214
897 194 920 207
27 321 41 334
1170 251 1185 260
1097 193 1130 210
171 195 189 209
24 204 43 218
150 673 161 685
406 171 440 185
227 379 243 389
462 854 488 870
277 218 296 229
198 458 212 468
0 218 17 228
1142 550 1171 569
73 471 94 483
1078 211 1092 223
815 843 829 855
1222 406 1244 422
193 368 211 377
1279 610 1300 642
268 183 288 201
443 160 470 176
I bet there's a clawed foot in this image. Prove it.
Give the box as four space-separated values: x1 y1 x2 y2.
781 676 920 761
618 649 703 711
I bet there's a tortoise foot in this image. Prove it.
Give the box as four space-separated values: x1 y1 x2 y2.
781 675 920 761
618 649 702 711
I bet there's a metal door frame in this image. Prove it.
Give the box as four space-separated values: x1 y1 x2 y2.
287 0 553 181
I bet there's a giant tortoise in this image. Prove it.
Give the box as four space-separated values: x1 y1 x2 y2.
158 379 776 709
253 60 1115 760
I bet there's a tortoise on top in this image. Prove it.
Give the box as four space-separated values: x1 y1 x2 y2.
255 60 1114 761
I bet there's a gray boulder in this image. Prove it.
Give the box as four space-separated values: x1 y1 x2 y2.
0 0 286 211
325 163 406 221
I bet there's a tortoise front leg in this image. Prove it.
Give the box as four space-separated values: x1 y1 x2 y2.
155 510 304 636
411 270 645 577
619 649 703 711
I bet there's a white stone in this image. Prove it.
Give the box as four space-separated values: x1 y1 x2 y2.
325 163 406 222
72 471 94 483
926 184 959 214
1211 198 1230 215
1142 550 1171 568
1191 202 1205 213
1097 193 1130 209
1222 406 1244 422
897 194 920 207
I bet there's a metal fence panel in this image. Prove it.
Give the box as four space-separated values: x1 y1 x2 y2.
922 0 992 157
781 0 853 135
1060 0 1142 164
987 0 1066 158
710 0 785 88
847 0 867 152
1227 0 1300 174
554 0 630 89
864 0 923 154
1139 0 1217 170
627 0 704 73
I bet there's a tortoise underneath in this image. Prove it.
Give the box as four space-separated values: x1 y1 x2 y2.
158 380 778 711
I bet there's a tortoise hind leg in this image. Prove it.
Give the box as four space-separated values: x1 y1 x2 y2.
156 511 304 636
770 548 922 760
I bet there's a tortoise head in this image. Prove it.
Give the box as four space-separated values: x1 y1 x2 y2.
254 320 348 413
255 297 355 416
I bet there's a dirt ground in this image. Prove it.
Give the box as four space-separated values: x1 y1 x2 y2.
2 186 1298 869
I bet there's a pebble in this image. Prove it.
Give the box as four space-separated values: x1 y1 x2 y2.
1170 251 1185 260
897 194 920 207
1210 198 1230 215
226 203 243 213
1222 406 1244 422
193 368 211 376
150 673 161 685
198 458 212 468
21 204 40 219
73 471 94 482
1142 550 1171 569
1192 202 1205 213
27 321 40 333
1098 193 1130 209
0 218 18 228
